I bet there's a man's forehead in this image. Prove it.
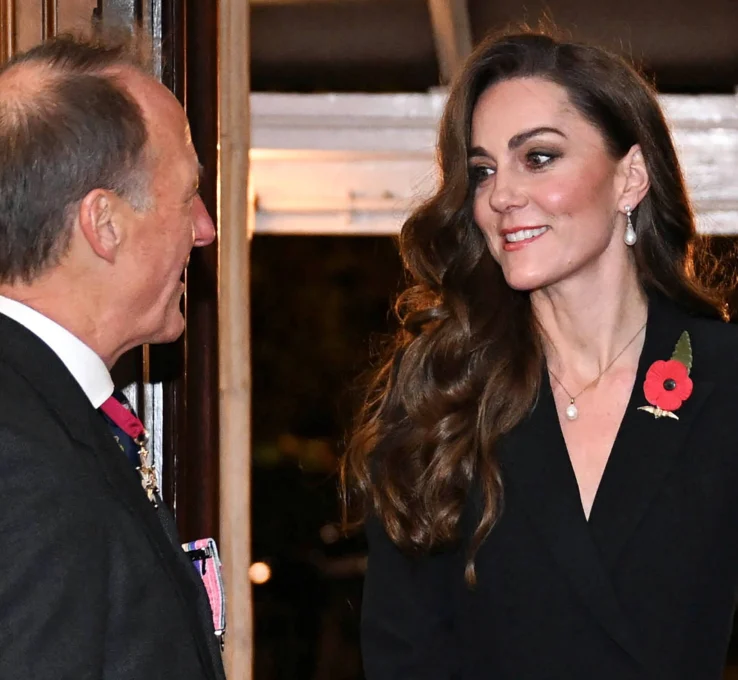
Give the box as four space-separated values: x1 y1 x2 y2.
113 66 185 123
111 67 200 175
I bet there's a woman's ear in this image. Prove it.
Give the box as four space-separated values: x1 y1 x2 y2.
617 144 650 211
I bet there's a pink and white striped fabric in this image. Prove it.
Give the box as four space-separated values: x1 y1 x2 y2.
182 538 226 640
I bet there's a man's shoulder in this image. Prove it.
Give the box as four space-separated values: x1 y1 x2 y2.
0 356 84 465
0 358 58 419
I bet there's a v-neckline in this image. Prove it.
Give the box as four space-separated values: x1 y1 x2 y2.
495 293 716 665
546 319 652 524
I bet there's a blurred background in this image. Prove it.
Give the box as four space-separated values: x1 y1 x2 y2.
248 1 738 677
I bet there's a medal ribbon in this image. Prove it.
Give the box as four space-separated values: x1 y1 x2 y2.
100 394 158 506
100 395 147 441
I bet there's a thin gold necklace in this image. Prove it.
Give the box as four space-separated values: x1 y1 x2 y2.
548 320 647 421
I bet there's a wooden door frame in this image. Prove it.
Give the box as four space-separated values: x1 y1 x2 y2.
97 0 221 544
100 2 253 676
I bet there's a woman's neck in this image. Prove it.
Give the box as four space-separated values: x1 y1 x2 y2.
532 273 648 383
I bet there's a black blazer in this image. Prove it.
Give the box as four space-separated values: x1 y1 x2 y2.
362 294 738 680
0 314 226 680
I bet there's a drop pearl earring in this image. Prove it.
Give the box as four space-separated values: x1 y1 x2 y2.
624 205 637 246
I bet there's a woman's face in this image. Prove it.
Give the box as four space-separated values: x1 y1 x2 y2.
470 77 630 293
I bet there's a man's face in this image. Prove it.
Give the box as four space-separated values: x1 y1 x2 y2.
120 74 215 346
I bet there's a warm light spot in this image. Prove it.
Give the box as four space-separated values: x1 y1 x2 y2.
319 524 340 545
249 562 271 585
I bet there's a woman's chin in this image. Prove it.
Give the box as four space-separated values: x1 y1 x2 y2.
502 268 552 292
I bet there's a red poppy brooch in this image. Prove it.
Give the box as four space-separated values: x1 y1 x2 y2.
638 331 693 420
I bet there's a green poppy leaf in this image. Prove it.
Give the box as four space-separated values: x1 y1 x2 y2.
671 330 693 374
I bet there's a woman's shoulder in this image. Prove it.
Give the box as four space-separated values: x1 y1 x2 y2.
688 313 738 345
687 314 738 378
649 293 738 367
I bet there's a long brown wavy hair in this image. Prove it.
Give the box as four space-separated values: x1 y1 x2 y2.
341 30 726 584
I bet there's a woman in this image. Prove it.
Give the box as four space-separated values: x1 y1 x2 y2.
342 31 738 680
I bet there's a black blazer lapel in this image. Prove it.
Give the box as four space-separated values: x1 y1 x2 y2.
0 315 221 680
499 376 643 666
79 408 222 680
588 295 715 568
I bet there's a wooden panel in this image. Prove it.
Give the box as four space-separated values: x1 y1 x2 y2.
43 0 58 39
219 0 253 674
155 0 187 523
58 0 96 31
0 0 16 61
150 0 221 543
16 2 42 52
94 0 221 545
180 0 220 543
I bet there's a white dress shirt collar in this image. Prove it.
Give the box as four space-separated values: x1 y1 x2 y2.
0 295 114 408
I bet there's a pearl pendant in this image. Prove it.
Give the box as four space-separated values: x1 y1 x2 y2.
565 400 579 421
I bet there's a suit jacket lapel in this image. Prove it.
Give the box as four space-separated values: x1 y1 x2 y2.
499 376 643 665
80 405 222 680
588 294 715 568
0 315 221 680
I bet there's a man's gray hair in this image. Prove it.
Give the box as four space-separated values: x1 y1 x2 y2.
0 28 156 284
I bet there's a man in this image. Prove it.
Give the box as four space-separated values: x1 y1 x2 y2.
0 31 225 680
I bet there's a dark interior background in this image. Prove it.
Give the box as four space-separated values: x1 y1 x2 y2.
249 2 738 677
251 0 738 93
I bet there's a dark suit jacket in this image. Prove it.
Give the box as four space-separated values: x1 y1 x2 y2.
0 314 226 680
362 294 738 680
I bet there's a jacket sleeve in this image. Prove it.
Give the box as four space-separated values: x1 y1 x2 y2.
361 514 460 679
0 430 108 680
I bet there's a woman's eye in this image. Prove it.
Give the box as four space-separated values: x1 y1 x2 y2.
469 165 495 184
526 151 558 169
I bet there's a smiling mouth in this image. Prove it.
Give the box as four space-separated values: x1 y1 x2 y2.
504 226 549 243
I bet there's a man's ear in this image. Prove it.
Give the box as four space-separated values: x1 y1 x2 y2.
617 144 650 211
77 190 123 263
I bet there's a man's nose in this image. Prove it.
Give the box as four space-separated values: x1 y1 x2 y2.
192 195 216 247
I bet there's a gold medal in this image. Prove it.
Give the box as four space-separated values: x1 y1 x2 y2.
134 432 159 507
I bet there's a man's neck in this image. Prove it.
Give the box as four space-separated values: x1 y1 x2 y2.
0 281 118 368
